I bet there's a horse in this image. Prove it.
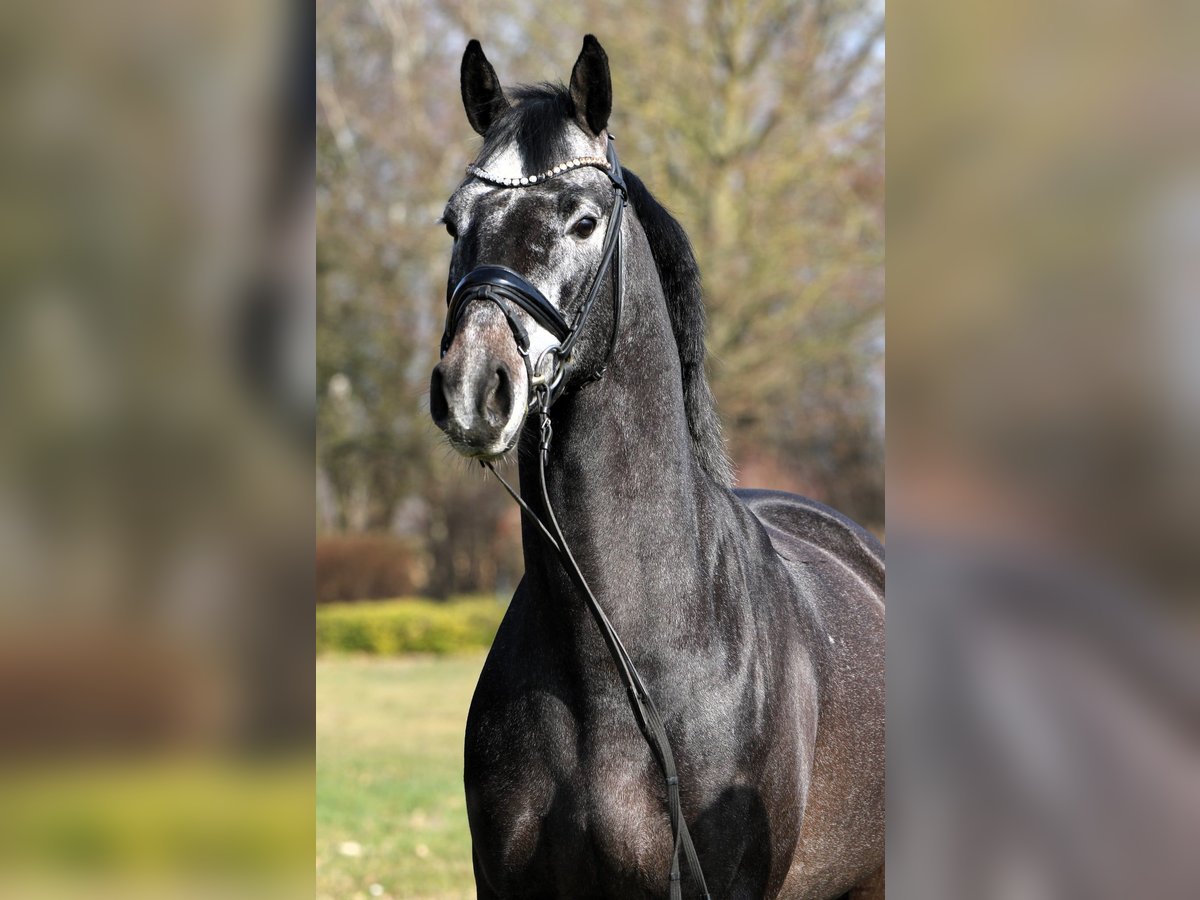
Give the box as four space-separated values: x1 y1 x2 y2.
429 34 884 900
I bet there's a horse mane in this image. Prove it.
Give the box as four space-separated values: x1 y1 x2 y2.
622 168 733 486
481 83 733 486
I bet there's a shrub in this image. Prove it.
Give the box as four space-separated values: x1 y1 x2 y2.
316 596 506 655
316 535 423 604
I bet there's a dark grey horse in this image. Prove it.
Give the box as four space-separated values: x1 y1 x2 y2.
430 35 884 900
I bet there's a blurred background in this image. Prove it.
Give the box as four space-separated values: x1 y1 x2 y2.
1 0 314 897
316 1 882 897
888 0 1200 897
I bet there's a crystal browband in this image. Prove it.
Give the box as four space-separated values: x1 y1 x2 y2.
466 155 612 187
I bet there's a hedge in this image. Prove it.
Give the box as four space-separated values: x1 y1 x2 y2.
316 596 507 655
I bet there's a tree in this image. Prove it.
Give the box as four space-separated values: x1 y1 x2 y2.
316 0 884 599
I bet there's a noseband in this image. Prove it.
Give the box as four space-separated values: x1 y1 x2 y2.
440 137 627 410
440 137 711 899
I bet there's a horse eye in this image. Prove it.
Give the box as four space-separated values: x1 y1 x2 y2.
444 219 458 240
572 217 596 239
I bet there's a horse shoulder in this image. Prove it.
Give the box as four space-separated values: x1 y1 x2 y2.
731 489 886 897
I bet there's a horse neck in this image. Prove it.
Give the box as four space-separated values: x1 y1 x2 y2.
516 262 717 656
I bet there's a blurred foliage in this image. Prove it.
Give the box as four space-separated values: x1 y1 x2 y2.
317 0 884 596
317 534 423 603
316 596 506 654
0 0 315 892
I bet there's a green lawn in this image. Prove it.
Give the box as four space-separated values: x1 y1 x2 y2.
317 654 485 900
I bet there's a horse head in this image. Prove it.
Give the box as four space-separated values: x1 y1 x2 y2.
430 36 625 459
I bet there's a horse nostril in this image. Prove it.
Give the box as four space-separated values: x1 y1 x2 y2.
483 366 513 426
430 365 450 429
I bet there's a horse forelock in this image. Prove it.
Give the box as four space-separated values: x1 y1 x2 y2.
477 83 596 175
473 83 733 487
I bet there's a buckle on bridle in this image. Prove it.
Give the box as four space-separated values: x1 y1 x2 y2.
538 401 554 451
530 345 566 397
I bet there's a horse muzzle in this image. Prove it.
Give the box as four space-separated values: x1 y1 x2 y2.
430 304 529 458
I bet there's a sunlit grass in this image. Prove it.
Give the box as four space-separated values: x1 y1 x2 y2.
317 654 485 900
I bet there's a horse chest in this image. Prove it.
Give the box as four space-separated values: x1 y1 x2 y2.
468 692 675 894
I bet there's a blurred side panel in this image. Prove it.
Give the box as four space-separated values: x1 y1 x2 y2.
0 0 314 896
888 0 1200 897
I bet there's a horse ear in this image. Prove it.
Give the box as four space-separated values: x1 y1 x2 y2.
460 39 509 135
569 35 611 136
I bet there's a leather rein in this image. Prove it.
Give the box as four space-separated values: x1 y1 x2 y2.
440 137 712 900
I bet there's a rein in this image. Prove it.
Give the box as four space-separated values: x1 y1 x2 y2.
441 138 712 900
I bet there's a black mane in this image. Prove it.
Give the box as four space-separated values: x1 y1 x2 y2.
622 168 733 485
479 83 733 485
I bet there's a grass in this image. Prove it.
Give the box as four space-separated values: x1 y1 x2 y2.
317 653 485 900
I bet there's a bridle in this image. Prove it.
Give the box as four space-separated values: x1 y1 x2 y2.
440 137 628 411
439 137 712 900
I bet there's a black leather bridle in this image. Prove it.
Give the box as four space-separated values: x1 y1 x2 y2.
440 137 711 900
440 137 628 412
